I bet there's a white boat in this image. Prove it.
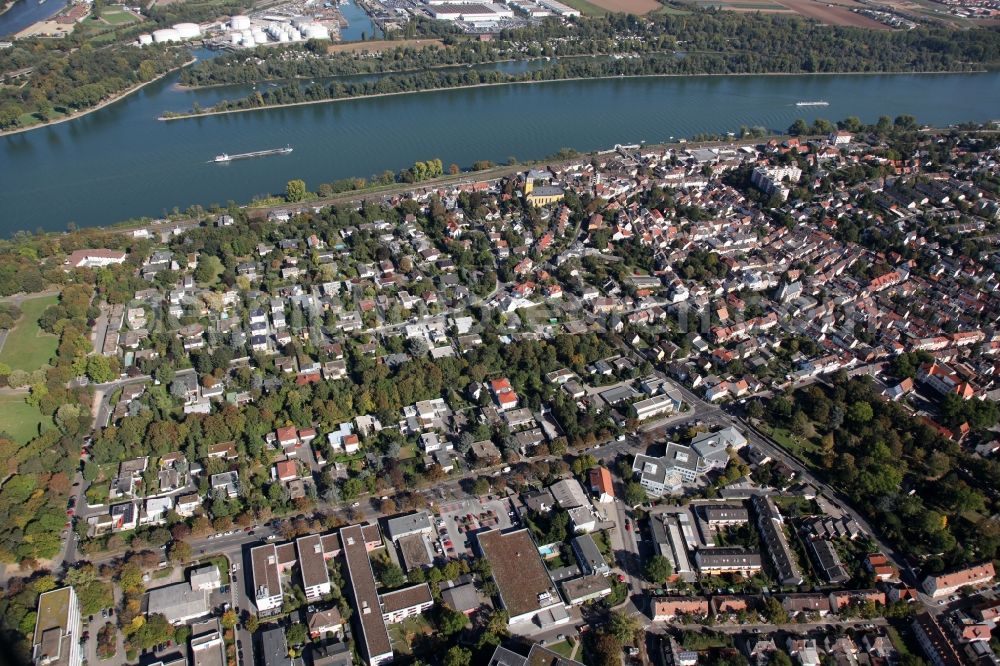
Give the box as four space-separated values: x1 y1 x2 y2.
796 100 829 107
210 146 292 163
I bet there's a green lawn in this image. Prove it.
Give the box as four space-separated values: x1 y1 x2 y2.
0 393 51 444
387 614 433 656
0 294 59 372
546 639 576 659
765 425 821 465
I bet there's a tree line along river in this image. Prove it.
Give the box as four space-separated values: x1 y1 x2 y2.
1 59 999 234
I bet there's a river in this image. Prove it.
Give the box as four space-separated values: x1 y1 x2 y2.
1 67 999 233
0 0 68 37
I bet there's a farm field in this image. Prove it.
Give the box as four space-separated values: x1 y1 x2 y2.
584 0 664 14
773 0 892 26
0 394 51 445
0 294 58 372
686 0 791 11
326 38 443 54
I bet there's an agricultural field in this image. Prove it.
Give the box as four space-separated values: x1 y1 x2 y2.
326 38 443 54
685 0 792 11
0 294 58 372
584 0 665 14
683 0 892 24
554 0 613 15
773 0 891 27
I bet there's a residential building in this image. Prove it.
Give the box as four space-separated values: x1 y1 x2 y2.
190 565 222 592
752 495 803 587
308 608 344 639
32 587 81 666
379 583 433 624
561 575 612 606
651 596 710 621
571 534 610 576
694 548 762 577
589 467 615 503
549 478 589 509
340 524 394 665
260 627 293 666
808 539 849 585
440 583 480 615
921 562 995 598
384 512 433 542
912 613 964 666
297 534 333 601
475 528 569 629
190 620 225 666
700 504 749 526
210 471 239 499
488 644 584 666
251 543 290 614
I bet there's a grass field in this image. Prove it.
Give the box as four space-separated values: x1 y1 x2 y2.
0 393 51 444
0 294 59 372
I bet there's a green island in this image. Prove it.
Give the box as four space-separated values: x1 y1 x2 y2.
0 0 255 132
164 12 1000 118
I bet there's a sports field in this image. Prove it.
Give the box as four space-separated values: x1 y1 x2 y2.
0 294 59 372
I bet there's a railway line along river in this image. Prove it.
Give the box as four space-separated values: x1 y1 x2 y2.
1 65 999 234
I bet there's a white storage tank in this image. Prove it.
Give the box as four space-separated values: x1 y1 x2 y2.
230 32 241 44
230 14 250 30
137 33 153 45
172 22 201 39
152 28 181 43
305 23 331 39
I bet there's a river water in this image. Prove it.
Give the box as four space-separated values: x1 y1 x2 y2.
1 65 999 233
0 0 68 37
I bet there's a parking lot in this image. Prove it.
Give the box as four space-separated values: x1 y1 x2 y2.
435 498 515 559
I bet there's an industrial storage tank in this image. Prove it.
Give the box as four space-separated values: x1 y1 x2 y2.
152 28 181 43
298 22 330 40
230 14 250 30
172 22 201 39
137 33 154 45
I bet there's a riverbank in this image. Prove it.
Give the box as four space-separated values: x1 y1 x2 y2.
160 68 990 122
0 57 196 138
